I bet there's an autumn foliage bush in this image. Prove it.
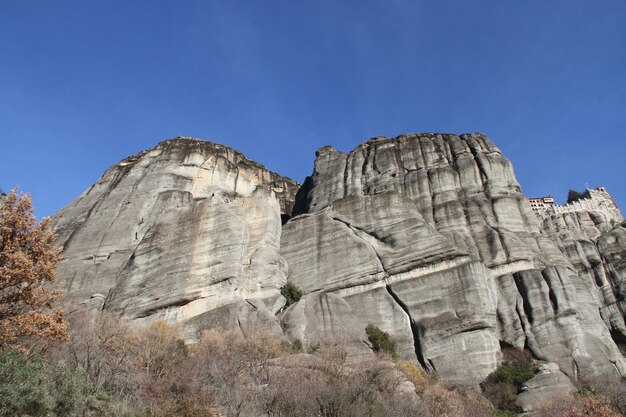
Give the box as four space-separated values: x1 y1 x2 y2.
396 359 427 393
0 190 68 350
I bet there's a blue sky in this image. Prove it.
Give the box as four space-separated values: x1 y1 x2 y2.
1 0 625 217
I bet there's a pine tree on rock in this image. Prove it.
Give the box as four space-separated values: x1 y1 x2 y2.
0 189 68 351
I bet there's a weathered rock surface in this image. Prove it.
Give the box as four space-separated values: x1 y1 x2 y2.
53 137 298 336
52 132 626 389
516 362 577 415
542 210 626 354
282 133 626 384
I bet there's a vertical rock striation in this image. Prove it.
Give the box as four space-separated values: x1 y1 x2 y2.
541 204 626 357
53 137 298 337
51 132 626 387
281 133 626 384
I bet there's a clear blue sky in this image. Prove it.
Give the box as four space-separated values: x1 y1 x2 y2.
1 0 625 217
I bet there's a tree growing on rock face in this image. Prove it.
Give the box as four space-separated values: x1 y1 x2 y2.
280 281 302 307
366 324 397 357
0 189 68 351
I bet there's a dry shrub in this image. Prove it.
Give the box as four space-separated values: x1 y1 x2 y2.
397 360 427 393
421 383 493 417
192 329 292 416
55 314 215 416
533 390 622 417
481 346 534 413
61 310 135 398
311 335 350 363
127 320 188 379
31 315 572 417
270 355 423 417
127 321 215 417
588 377 626 415
194 331 426 417
573 393 623 417
482 381 519 413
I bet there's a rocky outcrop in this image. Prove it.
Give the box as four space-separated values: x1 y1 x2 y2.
53 137 298 337
516 362 577 415
282 133 626 384
541 208 626 356
52 132 626 388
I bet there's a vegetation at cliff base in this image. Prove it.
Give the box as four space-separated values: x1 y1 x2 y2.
0 313 622 416
1 192 624 417
0 349 89 417
481 347 534 414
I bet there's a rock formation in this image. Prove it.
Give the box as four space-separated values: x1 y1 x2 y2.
515 362 577 415
52 133 626 387
282 133 626 384
541 197 626 357
53 138 298 338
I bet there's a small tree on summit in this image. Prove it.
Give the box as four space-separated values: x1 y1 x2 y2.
0 189 68 351
567 189 587 204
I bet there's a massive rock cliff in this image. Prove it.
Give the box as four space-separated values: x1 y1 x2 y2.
52 133 626 387
282 133 626 384
541 195 626 354
53 137 298 337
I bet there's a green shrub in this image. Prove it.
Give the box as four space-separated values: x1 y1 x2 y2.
483 382 519 413
365 324 396 357
0 349 53 417
0 350 90 417
493 409 517 417
567 189 587 203
481 347 534 414
291 339 303 352
48 362 89 417
281 282 303 306
490 359 534 387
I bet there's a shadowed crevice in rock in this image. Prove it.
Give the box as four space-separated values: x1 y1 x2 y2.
610 329 626 355
291 176 313 217
512 272 535 324
465 136 489 187
329 215 392 248
385 282 430 371
133 295 204 319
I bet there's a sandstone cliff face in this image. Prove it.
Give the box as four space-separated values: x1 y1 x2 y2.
52 133 626 387
53 137 298 336
282 133 626 384
542 208 626 352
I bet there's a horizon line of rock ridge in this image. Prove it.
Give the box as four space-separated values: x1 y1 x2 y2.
315 131 492 156
115 135 300 185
